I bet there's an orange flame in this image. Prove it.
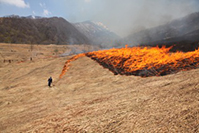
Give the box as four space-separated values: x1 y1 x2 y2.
59 53 85 79
59 45 199 78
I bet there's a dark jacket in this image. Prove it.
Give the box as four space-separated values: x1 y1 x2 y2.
48 77 52 86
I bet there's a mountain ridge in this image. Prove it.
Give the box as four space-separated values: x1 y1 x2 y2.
0 16 90 45
125 12 199 51
74 21 120 47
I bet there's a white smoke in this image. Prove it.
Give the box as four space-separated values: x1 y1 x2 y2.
68 0 199 37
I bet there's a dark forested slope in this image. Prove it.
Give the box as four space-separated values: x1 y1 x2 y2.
0 16 90 44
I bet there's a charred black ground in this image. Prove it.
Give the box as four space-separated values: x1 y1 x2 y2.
85 46 199 77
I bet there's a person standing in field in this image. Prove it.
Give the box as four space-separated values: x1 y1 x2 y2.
48 77 53 87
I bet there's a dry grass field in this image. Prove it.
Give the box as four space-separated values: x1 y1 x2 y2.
0 43 199 132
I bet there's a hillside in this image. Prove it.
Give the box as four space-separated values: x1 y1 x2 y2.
74 21 120 47
0 43 199 132
0 16 90 45
126 12 199 51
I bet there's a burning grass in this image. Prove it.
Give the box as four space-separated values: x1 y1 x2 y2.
60 45 199 78
59 53 85 78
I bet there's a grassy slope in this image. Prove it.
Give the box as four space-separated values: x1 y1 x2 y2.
0 43 199 132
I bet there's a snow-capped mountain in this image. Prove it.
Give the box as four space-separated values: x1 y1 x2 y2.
74 21 120 47
92 21 109 31
25 15 43 19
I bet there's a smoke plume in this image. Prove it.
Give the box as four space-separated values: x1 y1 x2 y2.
67 0 199 37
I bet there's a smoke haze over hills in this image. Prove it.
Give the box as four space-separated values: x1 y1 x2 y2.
1 0 199 37
92 0 199 37
124 12 199 51
63 0 199 37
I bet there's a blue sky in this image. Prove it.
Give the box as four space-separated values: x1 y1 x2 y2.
0 0 199 36
0 0 99 20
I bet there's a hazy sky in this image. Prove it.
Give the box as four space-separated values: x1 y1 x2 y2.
0 0 199 37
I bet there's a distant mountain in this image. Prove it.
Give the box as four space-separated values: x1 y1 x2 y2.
74 21 120 47
25 15 43 19
4 15 43 19
125 12 199 51
0 16 90 45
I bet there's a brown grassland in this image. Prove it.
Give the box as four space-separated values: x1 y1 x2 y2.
0 43 199 132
